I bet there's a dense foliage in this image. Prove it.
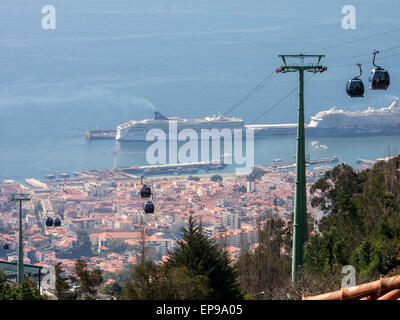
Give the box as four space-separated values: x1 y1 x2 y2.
121 215 242 300
120 263 210 300
0 270 45 300
164 215 243 299
74 259 103 300
305 158 400 279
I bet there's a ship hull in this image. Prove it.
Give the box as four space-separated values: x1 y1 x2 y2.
116 123 245 141
248 124 400 138
115 125 400 140
306 125 400 137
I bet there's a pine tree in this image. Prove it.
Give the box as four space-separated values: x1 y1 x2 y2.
75 259 103 300
164 215 243 299
55 262 72 300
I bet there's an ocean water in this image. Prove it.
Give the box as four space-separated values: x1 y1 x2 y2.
1 0 400 182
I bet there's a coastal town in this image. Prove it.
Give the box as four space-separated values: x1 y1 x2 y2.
0 164 332 279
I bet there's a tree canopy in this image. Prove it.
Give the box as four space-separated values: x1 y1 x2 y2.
74 259 103 300
164 215 243 299
120 262 210 300
0 270 45 300
305 157 400 279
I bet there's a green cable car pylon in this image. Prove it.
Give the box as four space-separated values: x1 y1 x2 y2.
276 54 327 282
11 193 31 284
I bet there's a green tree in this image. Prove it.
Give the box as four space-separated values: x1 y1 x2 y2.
107 239 132 254
306 157 400 279
0 270 46 300
14 277 45 300
0 270 15 300
75 259 103 300
164 215 243 299
55 262 72 300
102 264 135 284
102 281 122 298
120 262 210 300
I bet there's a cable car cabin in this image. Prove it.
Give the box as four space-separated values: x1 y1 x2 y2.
369 68 390 90
140 185 152 198
346 79 364 98
54 217 61 227
45 217 54 227
144 201 155 214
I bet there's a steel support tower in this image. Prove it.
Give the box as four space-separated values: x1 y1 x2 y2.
276 54 327 282
11 193 31 284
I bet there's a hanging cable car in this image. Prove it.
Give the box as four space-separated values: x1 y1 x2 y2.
369 50 390 90
140 185 151 198
144 201 155 214
3 243 9 250
54 217 61 227
346 63 364 98
45 217 54 227
139 176 152 198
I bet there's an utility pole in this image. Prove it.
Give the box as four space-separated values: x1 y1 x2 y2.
11 193 31 284
276 54 327 282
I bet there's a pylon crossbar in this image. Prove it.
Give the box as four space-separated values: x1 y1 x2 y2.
11 194 30 201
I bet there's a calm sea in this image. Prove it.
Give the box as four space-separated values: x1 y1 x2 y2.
0 0 399 182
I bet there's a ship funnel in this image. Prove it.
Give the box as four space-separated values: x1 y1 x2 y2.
154 111 168 120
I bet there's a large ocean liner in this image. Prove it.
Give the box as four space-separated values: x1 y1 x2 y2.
248 99 400 137
91 99 400 141
306 99 400 137
116 111 245 141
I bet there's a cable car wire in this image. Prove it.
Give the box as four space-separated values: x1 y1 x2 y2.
327 43 400 63
222 70 276 117
205 25 400 128
249 74 317 124
207 69 276 131
216 26 400 123
312 26 400 52
328 49 400 68
208 26 400 129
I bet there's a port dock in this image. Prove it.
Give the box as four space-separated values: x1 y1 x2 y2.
119 160 226 175
86 129 117 140
255 157 339 171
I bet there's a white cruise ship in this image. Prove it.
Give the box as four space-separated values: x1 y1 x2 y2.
306 99 400 136
116 111 245 141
